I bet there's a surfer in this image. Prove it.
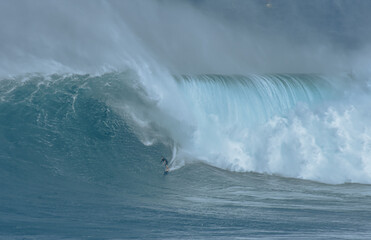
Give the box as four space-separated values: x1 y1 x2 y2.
161 157 169 173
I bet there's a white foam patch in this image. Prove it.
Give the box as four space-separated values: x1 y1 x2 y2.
206 103 371 184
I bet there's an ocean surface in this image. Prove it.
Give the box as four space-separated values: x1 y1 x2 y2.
1 71 371 239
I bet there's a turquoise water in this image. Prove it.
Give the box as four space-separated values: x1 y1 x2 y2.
1 72 371 239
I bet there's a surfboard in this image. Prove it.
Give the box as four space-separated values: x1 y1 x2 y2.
164 165 170 175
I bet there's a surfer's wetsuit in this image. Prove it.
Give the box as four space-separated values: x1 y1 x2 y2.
161 157 168 166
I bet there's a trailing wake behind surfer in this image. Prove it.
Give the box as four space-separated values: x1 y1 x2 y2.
161 156 169 174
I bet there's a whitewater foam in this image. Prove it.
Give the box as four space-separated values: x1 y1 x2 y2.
116 71 371 184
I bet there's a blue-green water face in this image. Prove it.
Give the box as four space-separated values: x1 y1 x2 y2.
1 72 371 239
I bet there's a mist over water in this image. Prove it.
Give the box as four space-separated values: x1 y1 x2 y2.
2 0 371 75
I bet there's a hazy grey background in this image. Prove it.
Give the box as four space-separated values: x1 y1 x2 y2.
1 0 370 75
